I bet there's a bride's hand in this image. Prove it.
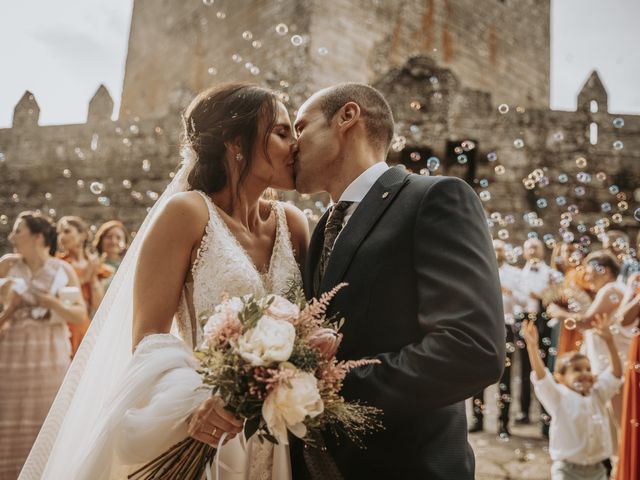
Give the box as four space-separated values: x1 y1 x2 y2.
187 396 244 448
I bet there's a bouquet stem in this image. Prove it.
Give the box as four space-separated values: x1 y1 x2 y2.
128 437 216 480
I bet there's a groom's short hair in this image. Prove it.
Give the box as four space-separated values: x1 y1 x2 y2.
317 83 395 152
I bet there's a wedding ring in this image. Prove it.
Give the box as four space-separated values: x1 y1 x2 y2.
211 427 218 437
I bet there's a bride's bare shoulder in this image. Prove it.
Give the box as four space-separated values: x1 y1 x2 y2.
145 191 210 243
161 191 209 221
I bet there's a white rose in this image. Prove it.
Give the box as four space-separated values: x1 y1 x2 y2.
266 295 300 321
262 371 324 444
216 296 244 315
237 316 296 366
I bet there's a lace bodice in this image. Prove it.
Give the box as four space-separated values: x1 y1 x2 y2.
175 191 302 350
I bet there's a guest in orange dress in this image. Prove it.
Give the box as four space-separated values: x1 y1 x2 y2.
93 220 129 291
0 212 86 479
616 273 640 480
547 242 589 357
56 216 109 355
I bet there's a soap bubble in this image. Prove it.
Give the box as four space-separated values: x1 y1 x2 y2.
89 182 104 195
275 23 288 35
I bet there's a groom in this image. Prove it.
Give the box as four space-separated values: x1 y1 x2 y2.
290 83 505 479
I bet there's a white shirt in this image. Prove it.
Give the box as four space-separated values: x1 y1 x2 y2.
531 369 622 465
337 162 390 228
498 263 526 324
520 260 553 313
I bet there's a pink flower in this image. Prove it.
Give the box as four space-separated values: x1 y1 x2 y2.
307 328 342 360
266 295 300 321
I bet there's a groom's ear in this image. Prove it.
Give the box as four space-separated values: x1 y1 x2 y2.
337 102 361 133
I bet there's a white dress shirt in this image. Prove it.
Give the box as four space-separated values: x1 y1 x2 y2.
498 263 526 324
520 260 553 313
336 162 390 229
531 369 622 465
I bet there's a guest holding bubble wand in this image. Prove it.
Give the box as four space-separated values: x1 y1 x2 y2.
0 211 85 479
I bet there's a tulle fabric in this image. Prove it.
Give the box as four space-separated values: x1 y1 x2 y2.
19 151 195 479
75 334 209 479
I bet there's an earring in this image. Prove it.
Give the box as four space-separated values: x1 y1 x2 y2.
235 153 243 162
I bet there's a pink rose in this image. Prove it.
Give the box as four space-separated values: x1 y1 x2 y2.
307 328 342 360
266 295 300 321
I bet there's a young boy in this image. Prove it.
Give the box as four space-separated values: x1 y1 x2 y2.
522 314 623 480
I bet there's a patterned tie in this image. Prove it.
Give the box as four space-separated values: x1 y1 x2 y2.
318 201 353 282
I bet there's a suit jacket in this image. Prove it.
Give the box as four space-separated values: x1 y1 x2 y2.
292 166 505 479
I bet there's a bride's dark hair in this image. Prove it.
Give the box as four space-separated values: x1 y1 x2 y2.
183 82 278 194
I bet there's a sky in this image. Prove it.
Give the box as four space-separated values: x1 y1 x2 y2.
0 0 637 127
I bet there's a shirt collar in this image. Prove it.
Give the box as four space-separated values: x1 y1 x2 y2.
338 162 390 203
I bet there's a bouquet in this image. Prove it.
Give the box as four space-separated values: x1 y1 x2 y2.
129 284 383 480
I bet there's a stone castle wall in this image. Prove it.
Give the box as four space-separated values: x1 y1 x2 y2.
2 1 638 255
119 0 550 119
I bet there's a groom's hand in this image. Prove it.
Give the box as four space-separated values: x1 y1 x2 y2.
187 395 244 448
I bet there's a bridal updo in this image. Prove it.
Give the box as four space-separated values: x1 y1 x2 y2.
183 83 278 194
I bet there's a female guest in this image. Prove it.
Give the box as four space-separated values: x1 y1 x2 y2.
549 242 589 358
616 273 640 480
93 220 130 289
0 212 85 479
57 216 108 355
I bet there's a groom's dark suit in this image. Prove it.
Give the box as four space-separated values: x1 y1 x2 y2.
292 166 505 479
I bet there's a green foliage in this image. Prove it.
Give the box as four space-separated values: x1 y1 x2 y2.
288 340 320 372
283 281 308 309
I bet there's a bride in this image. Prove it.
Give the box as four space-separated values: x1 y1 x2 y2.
20 83 310 479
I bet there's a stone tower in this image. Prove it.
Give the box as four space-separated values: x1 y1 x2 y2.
119 0 550 119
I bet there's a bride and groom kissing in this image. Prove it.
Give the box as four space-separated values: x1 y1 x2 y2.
21 83 505 479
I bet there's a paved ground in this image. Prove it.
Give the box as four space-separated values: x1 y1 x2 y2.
466 360 552 480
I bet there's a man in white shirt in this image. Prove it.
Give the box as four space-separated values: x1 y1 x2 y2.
290 83 505 480
470 240 526 437
516 237 554 426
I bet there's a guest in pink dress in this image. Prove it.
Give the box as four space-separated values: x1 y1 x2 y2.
0 212 86 479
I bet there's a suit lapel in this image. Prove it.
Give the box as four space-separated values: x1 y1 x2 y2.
318 166 410 294
304 207 330 298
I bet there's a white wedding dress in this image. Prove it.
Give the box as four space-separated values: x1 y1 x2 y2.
20 187 301 479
